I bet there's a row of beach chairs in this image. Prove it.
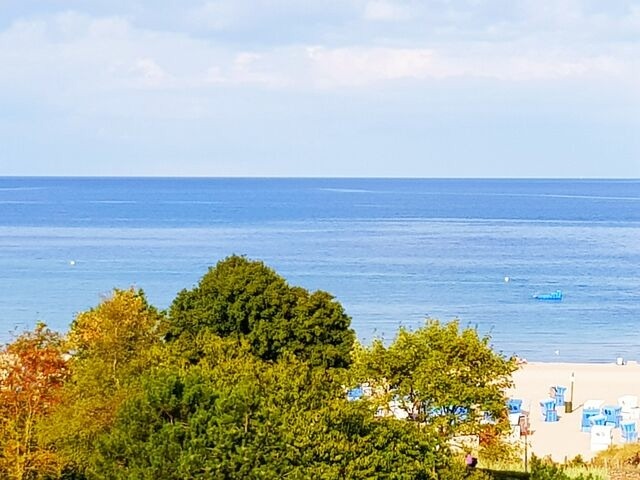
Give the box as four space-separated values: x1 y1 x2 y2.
581 398 638 450
508 393 640 452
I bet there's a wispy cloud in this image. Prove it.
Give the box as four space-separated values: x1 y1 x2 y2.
305 47 437 87
1 8 637 100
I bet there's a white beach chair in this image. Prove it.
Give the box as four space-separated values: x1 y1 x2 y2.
508 412 521 426
388 400 409 420
508 425 521 442
590 425 613 452
391 406 409 419
618 395 640 420
584 399 604 411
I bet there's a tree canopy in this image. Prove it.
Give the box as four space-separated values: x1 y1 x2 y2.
91 335 449 480
0 256 518 479
352 319 517 439
167 255 355 369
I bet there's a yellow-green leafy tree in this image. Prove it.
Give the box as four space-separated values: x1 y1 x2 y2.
352 319 517 441
43 288 163 476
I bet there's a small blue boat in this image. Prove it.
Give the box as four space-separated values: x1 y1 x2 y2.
533 290 563 301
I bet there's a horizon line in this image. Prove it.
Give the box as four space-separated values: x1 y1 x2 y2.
1 175 638 181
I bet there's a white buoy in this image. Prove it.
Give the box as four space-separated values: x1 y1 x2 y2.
69 260 76 266
504 276 510 283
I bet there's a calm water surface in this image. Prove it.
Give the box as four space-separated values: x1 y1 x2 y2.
0 178 638 362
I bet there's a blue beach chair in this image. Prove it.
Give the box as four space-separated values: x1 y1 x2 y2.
347 386 364 401
507 398 523 414
544 409 559 422
602 405 622 428
589 414 606 428
540 398 558 422
581 400 604 432
621 421 638 443
540 398 555 417
554 386 566 407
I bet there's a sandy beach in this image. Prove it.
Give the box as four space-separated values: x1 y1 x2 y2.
508 361 640 462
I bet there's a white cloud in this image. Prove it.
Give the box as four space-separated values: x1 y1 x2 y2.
300 44 634 87
0 6 637 117
0 13 215 95
204 52 289 87
132 58 170 87
305 47 438 87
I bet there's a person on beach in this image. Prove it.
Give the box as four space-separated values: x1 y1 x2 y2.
514 355 527 365
465 452 477 469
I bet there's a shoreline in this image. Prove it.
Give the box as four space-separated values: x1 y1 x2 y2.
518 360 635 366
507 361 640 462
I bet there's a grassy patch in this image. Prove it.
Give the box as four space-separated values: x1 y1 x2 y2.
478 458 608 480
592 443 640 470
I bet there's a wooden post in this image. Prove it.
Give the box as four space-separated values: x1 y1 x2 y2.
570 372 575 405
524 433 528 472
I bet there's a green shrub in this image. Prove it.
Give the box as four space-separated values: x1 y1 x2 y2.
530 455 599 480
479 439 523 466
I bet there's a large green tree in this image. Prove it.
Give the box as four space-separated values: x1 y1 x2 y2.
352 319 517 440
167 255 355 369
90 334 450 480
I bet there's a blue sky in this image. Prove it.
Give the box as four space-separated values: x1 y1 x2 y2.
0 1 638 177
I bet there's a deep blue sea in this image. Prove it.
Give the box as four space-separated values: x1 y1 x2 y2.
0 177 638 362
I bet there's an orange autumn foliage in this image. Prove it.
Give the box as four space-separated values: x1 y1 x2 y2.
0 323 69 480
